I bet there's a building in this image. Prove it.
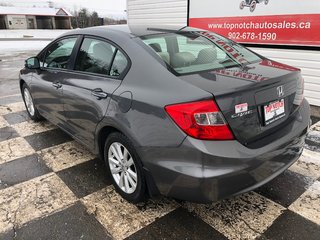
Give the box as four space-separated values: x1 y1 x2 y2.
127 0 320 108
0 6 72 29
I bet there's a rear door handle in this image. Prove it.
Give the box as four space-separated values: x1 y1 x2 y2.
52 82 62 89
92 88 108 99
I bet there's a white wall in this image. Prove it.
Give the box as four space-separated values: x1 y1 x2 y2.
127 0 320 107
251 48 320 107
127 0 188 27
7 15 27 29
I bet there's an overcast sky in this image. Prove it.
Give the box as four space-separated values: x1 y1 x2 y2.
0 0 127 18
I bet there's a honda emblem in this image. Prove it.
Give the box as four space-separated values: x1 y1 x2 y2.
277 85 284 98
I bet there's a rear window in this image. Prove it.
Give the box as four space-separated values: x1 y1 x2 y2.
141 31 261 75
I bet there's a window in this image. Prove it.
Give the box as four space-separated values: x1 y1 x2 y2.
176 35 227 60
141 32 261 75
110 50 128 77
142 36 170 64
144 37 168 52
43 38 77 69
75 38 115 75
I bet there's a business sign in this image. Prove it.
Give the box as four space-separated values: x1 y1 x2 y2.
189 0 320 46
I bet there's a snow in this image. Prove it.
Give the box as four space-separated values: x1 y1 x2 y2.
0 29 70 39
0 29 71 53
0 40 50 54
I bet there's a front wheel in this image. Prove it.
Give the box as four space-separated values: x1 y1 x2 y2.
104 132 147 203
22 83 42 121
264 0 269 4
239 1 245 9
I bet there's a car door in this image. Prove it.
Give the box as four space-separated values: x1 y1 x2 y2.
62 36 129 147
32 36 79 125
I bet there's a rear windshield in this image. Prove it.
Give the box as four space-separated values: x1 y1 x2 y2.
141 31 261 75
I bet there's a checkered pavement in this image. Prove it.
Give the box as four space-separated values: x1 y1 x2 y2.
0 95 319 240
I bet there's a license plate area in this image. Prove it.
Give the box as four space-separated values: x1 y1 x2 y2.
263 99 285 126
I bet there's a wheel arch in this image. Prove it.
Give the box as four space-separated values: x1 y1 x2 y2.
97 125 122 160
96 124 160 197
19 79 26 92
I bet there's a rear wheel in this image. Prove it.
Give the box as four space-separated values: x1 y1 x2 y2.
264 0 269 4
250 1 257 12
22 83 42 121
104 132 146 203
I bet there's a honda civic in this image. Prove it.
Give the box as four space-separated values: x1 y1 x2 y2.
20 25 310 203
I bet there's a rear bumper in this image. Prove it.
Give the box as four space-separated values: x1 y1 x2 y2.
140 99 310 203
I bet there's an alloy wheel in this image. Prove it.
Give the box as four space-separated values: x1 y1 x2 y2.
24 88 35 116
108 142 138 194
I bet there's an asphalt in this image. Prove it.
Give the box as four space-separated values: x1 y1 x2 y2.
0 51 38 97
0 51 319 240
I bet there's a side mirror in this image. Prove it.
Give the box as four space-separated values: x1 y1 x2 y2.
25 57 40 69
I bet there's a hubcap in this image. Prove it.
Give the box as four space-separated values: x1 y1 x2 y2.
108 142 137 194
24 88 35 116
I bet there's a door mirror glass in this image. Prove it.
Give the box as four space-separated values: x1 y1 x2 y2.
25 57 40 69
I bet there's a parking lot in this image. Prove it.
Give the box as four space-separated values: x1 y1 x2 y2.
0 51 319 240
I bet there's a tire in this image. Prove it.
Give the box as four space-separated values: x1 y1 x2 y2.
239 1 245 9
250 1 257 12
264 0 269 4
104 132 147 203
22 83 42 121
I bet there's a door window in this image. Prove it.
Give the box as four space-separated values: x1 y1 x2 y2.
110 50 128 77
43 37 77 69
75 38 116 75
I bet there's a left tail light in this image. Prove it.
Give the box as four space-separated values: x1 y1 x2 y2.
165 99 234 140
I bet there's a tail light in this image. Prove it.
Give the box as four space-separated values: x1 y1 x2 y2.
293 76 304 105
165 100 234 140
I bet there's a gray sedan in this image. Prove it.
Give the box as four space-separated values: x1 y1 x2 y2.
20 25 310 203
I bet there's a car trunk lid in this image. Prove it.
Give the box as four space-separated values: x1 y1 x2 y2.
179 59 303 146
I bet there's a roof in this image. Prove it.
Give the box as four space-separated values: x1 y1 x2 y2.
82 25 200 37
59 25 204 40
0 6 72 17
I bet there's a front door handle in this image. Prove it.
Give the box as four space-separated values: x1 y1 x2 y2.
92 88 108 99
52 82 62 89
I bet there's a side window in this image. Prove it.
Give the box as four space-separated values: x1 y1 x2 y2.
110 50 128 77
75 38 115 75
43 38 77 69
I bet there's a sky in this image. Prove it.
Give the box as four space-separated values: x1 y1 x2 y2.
0 0 127 18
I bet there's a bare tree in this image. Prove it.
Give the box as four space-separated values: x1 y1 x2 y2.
71 8 104 28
